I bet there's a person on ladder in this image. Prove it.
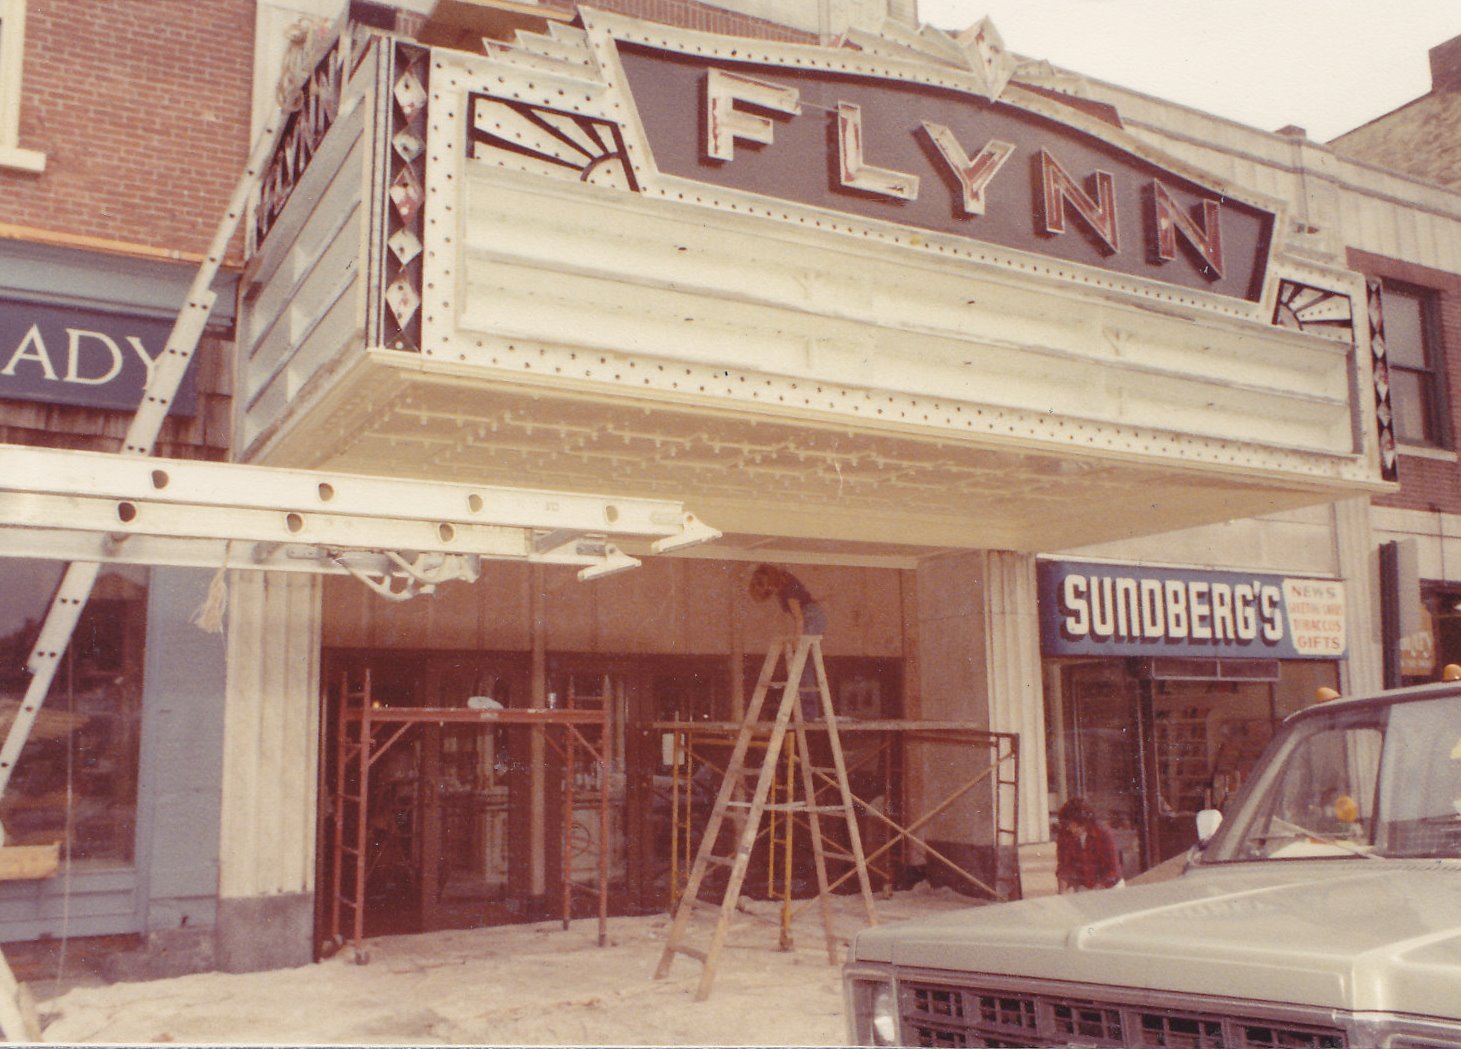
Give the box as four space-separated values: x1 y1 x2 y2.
748 564 825 719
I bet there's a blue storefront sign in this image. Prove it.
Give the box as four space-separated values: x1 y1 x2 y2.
0 298 195 415
1038 560 1346 660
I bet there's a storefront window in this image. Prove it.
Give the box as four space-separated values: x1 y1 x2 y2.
1411 588 1461 686
1044 656 1340 873
0 561 147 863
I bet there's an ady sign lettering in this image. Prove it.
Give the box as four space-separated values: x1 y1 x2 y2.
0 300 194 415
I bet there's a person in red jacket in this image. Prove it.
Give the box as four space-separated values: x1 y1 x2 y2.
1055 796 1125 893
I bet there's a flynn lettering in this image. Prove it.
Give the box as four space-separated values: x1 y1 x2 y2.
1153 180 1223 278
699 67 1226 276
1039 149 1118 254
920 122 1013 216
837 102 918 200
253 34 348 249
705 68 800 161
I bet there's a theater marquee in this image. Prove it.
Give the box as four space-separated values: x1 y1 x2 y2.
606 45 1274 301
456 13 1279 305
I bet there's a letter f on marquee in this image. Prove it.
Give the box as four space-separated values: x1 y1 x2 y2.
704 68 801 161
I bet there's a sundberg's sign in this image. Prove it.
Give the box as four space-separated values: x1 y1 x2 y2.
1038 560 1345 660
608 38 1276 301
0 299 194 415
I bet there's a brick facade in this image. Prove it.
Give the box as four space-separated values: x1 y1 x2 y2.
564 0 815 42
1347 247 1461 515
1329 35 1461 191
0 0 252 461
4 0 254 259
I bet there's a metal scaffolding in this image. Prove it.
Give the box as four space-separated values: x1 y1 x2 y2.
661 718 1020 912
330 670 615 964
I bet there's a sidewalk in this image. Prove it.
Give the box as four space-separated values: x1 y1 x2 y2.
31 884 977 1045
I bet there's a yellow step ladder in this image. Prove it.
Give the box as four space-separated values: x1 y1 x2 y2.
653 635 878 1000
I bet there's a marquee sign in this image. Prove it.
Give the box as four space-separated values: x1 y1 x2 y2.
253 24 353 253
0 299 195 415
602 36 1277 302
1038 560 1346 660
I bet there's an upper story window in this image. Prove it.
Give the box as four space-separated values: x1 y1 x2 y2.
0 0 45 172
1383 279 1447 448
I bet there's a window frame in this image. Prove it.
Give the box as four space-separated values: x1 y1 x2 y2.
1381 276 1451 451
0 0 44 173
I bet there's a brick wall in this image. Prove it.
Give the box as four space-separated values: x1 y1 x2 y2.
4 0 255 259
1348 247 1461 515
0 0 252 460
556 0 815 42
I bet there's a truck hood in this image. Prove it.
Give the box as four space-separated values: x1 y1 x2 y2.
853 862 1461 1018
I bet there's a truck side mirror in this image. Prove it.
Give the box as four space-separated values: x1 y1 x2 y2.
1195 808 1223 844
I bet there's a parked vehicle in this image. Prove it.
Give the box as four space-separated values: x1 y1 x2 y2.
844 681 1461 1047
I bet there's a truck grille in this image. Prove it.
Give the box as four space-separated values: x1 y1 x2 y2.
901 980 1346 1049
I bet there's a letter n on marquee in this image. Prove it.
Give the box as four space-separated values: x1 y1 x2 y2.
1152 180 1223 279
1039 149 1118 254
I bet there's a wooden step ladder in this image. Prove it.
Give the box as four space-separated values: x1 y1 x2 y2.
654 635 878 1000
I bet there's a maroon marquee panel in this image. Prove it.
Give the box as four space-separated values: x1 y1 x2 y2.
614 43 1275 302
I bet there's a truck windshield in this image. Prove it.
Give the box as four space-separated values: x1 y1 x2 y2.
1205 693 1461 862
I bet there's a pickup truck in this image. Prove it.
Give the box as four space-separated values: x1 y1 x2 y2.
844 681 1461 1048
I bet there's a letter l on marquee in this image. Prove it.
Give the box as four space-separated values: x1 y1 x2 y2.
837 102 918 200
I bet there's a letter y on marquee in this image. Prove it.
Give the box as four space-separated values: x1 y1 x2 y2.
921 123 1014 215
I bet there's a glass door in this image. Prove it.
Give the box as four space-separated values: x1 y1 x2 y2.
1050 661 1144 878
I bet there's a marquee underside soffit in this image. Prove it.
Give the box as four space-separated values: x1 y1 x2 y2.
253 356 1375 563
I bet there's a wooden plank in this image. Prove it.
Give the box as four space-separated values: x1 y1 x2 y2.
0 220 221 267
0 845 59 882
1017 841 1058 899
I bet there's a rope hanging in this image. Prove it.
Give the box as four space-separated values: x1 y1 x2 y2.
191 543 232 633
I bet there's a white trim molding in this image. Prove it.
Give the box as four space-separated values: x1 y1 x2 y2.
0 0 44 172
1397 443 1460 464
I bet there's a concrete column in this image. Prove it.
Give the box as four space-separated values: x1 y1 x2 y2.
912 552 988 881
983 551 1050 845
1333 497 1383 695
215 571 322 972
914 552 987 722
